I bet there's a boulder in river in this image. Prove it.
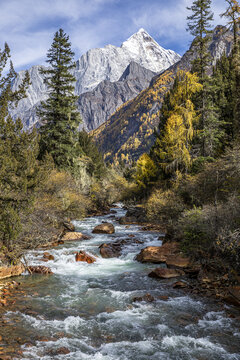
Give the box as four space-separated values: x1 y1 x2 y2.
62 232 91 241
92 223 115 234
43 252 55 261
132 293 155 303
99 243 121 258
75 251 96 263
136 242 179 263
149 268 184 279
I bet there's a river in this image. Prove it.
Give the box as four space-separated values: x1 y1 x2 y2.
2 204 240 359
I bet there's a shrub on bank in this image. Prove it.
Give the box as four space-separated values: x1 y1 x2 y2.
146 189 185 224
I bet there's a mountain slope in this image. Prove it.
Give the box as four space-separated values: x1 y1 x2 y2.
78 61 156 131
10 29 180 130
93 26 234 164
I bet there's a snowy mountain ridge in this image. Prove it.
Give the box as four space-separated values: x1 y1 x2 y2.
10 28 181 130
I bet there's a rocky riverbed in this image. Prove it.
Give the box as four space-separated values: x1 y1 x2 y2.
0 204 240 359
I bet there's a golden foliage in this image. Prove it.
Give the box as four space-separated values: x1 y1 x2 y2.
134 153 157 189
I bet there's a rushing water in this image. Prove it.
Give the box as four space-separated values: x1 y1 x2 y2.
2 204 240 359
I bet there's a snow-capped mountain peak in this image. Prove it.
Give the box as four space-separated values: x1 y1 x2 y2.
121 28 180 73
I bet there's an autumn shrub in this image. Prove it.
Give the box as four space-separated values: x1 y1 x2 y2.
146 189 185 224
177 195 240 262
36 169 92 219
216 228 240 271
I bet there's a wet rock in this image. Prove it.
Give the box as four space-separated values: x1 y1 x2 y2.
149 268 184 279
125 206 147 223
176 313 196 326
184 265 201 278
48 347 71 355
99 237 142 258
158 295 169 301
110 210 117 214
62 232 91 241
172 281 189 289
43 252 54 261
99 243 121 258
119 216 138 225
92 223 115 234
166 255 191 269
0 264 25 280
141 224 164 232
132 293 155 302
28 266 53 275
136 242 179 263
75 251 96 263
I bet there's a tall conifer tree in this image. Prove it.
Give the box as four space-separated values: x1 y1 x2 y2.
38 29 81 169
0 43 39 261
187 0 215 156
221 0 240 136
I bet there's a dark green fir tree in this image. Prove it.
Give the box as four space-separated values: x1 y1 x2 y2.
187 0 225 157
0 43 40 262
38 29 81 169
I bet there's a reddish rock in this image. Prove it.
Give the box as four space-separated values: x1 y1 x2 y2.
28 266 53 275
75 251 96 263
132 293 155 302
149 268 184 279
136 242 179 263
158 295 169 301
92 223 115 234
0 264 25 280
43 252 55 261
48 347 71 355
62 232 90 241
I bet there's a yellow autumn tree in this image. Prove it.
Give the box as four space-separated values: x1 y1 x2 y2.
153 70 202 174
134 153 157 189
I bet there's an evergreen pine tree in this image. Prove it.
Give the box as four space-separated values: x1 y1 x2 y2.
0 43 40 262
187 0 214 79
78 130 106 178
187 0 215 156
221 0 240 136
38 29 81 169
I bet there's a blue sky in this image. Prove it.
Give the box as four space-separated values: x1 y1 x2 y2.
0 0 227 72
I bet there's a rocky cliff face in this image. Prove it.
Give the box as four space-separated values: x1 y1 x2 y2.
78 61 156 131
10 29 181 130
93 26 234 164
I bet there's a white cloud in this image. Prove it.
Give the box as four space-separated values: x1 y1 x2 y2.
0 0 229 70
